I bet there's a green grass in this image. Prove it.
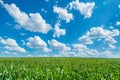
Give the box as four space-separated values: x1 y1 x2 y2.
0 57 120 80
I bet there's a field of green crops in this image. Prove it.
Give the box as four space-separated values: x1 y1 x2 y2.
0 58 120 80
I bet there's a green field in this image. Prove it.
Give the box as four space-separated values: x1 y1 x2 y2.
0 58 120 80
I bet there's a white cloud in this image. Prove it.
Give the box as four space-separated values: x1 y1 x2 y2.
0 37 26 53
23 13 51 33
75 27 120 57
72 44 99 57
72 44 88 51
2 3 29 25
116 21 120 26
104 37 117 49
79 34 93 44
108 44 116 50
100 50 120 58
102 50 113 57
48 39 71 51
79 27 119 46
79 27 120 44
72 43 120 58
109 26 113 29
88 27 119 39
104 37 117 44
0 1 51 34
51 42 120 57
69 0 95 18
119 4 120 8
26 36 50 52
53 6 73 23
53 51 77 57
53 22 66 37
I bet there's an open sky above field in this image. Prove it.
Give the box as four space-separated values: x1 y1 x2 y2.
0 0 120 57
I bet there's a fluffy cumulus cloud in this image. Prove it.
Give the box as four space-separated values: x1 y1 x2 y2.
116 21 120 26
0 1 51 34
0 37 26 53
68 0 95 18
72 44 99 57
72 43 120 58
26 36 50 52
48 39 71 51
79 27 119 49
104 37 117 49
100 50 120 58
78 35 93 44
53 22 66 37
53 6 73 23
87 27 119 38
72 27 120 57
72 44 88 51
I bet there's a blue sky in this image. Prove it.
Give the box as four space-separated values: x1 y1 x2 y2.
0 0 120 57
